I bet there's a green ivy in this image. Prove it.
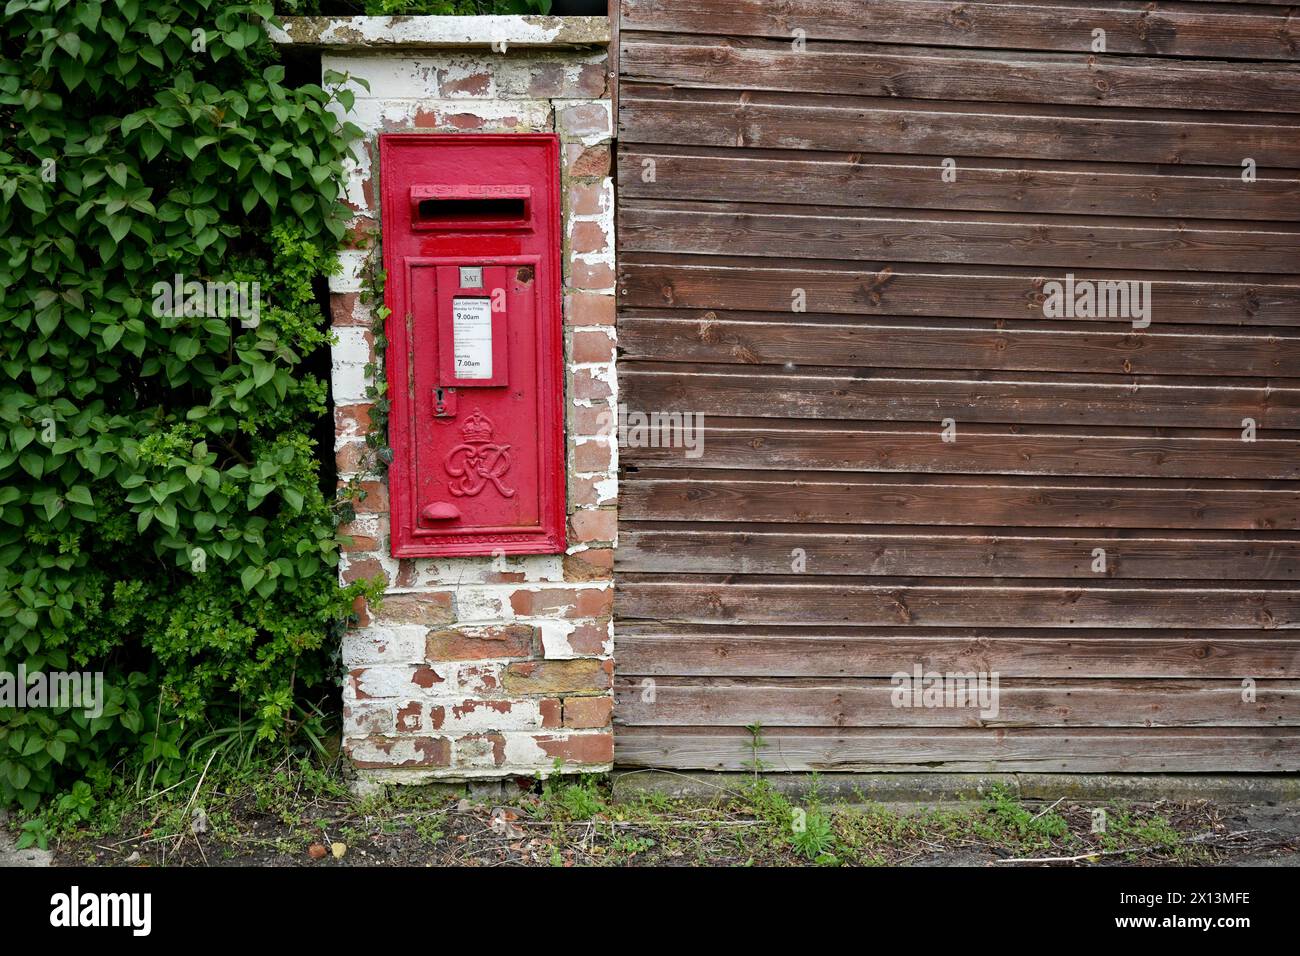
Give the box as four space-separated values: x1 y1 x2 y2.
0 0 383 811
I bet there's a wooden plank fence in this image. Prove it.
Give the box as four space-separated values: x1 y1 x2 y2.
612 0 1300 772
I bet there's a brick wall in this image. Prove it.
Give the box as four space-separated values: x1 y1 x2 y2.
321 36 616 783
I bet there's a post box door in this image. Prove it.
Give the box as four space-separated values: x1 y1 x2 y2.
381 134 565 557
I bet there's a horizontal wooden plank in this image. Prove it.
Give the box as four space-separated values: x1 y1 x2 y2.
620 85 1300 167
618 315 1300 376
622 38 1300 113
615 580 1300 627
619 367 1300 428
619 261 1300 326
621 0 1300 61
620 424 1300 479
613 726 1300 772
620 476 1300 532
614 628 1300 677
618 202 1300 273
612 677 1300 726
617 528 1300 578
618 150 1300 222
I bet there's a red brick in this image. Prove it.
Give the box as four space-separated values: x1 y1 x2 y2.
350 479 388 514
341 556 386 585
565 291 614 327
563 695 613 729
577 63 608 98
539 697 563 729
557 103 610 139
528 65 566 97
378 592 454 627
350 594 372 627
438 69 490 96
570 403 614 436
573 439 611 473
565 620 610 656
570 368 611 400
570 508 616 544
563 143 611 178
451 698 514 721
510 588 576 617
426 624 536 661
568 182 607 216
563 548 614 582
446 112 485 130
335 441 369 475
569 220 608 256
576 587 614 618
569 259 615 290
394 559 418 588
567 475 604 509
503 659 612 695
412 664 448 690
457 664 501 696
535 732 614 766
570 329 614 363
339 531 379 553
334 403 373 438
330 292 362 327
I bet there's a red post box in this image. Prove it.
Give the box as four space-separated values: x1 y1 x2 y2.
380 134 566 557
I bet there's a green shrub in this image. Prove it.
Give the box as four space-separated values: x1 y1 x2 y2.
0 0 381 811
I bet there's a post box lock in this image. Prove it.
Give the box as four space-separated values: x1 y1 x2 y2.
381 134 565 557
433 385 457 418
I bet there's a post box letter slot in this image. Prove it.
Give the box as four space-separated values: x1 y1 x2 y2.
417 196 526 222
410 184 531 231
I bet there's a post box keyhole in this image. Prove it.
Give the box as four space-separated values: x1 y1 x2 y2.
434 385 457 418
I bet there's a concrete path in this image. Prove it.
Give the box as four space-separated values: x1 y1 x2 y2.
0 810 52 867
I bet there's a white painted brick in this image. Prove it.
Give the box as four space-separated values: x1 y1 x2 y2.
346 736 445 768
330 249 367 293
538 620 579 659
323 55 440 99
349 664 436 700
453 736 502 770
451 661 506 697
345 700 395 735
342 625 428 668
342 96 552 133
502 732 549 768
443 698 542 732
331 361 369 405
451 587 513 622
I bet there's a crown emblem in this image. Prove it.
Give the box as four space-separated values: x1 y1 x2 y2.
460 409 495 444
